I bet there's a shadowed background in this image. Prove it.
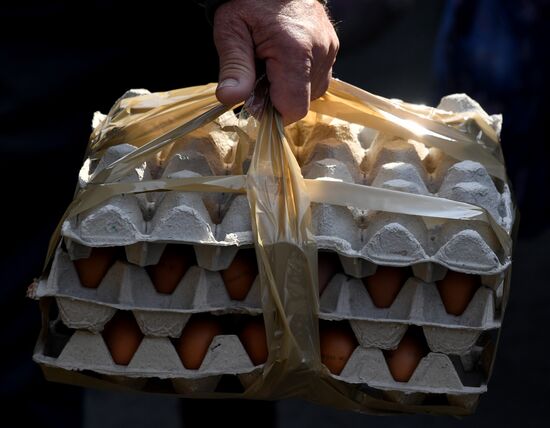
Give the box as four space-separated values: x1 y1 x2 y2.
1 0 548 427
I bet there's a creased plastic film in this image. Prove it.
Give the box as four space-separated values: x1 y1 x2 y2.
242 100 321 398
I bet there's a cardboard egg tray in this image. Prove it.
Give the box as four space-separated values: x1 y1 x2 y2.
62 124 513 276
35 247 262 335
32 89 514 413
301 135 512 274
320 273 501 354
62 95 513 275
321 275 496 400
32 240 265 394
63 136 255 250
33 312 263 394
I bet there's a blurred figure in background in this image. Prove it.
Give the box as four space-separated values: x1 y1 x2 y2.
331 0 549 235
434 0 549 235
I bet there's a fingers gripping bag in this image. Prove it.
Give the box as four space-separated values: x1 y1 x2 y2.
29 78 516 416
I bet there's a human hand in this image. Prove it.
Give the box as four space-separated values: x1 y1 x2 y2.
213 0 339 124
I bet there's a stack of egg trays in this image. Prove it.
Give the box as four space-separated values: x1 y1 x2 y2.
33 123 268 395
32 93 514 411
293 95 513 411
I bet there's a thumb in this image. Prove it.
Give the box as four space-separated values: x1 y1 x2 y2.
213 11 256 106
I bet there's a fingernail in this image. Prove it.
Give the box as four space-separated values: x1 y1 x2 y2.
218 78 239 89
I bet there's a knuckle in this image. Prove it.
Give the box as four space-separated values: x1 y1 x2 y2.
285 100 309 122
327 37 339 62
318 79 330 97
271 84 310 123
332 38 340 56
311 80 329 101
281 33 313 60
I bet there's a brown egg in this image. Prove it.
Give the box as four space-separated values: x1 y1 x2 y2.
239 317 268 365
320 322 358 375
175 315 223 369
384 333 428 382
74 246 118 289
436 270 480 316
147 244 194 294
363 266 408 308
318 252 341 295
221 249 258 300
102 311 144 366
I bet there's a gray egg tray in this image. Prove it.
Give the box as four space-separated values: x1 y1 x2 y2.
320 273 500 355
33 320 263 394
306 156 511 275
34 248 261 337
65 234 248 272
64 138 254 248
332 344 487 395
61 94 513 277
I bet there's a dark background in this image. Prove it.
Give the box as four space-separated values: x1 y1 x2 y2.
1 0 548 427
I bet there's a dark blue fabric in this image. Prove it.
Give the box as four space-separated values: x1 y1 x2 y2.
435 0 550 235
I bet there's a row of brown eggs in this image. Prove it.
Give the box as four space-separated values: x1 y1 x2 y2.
146 246 259 299
101 310 427 384
102 312 268 368
367 267 480 316
74 245 258 300
319 253 481 316
74 246 480 316
319 322 429 382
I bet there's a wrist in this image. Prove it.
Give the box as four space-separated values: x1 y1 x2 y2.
203 0 328 25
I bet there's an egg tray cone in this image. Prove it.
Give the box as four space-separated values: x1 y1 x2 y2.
33 89 515 413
